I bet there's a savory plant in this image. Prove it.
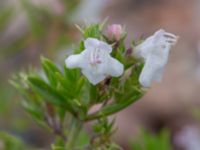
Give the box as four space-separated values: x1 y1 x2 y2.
11 21 178 150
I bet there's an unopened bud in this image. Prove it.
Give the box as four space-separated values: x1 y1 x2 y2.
107 24 123 41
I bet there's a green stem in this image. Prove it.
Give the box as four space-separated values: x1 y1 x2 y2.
66 119 83 150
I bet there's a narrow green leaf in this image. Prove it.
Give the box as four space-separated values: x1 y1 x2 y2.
28 76 63 105
41 57 61 86
85 90 143 121
84 24 101 39
75 77 85 94
28 76 76 115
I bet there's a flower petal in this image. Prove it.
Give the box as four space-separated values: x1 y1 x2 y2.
65 54 83 68
139 58 158 87
134 37 153 59
84 38 112 53
82 69 106 85
84 38 100 51
98 41 112 53
106 56 124 77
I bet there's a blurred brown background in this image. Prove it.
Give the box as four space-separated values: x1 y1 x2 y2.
1 0 200 149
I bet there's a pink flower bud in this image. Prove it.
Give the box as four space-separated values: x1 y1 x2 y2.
107 24 123 41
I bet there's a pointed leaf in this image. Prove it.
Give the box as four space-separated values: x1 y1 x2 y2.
28 76 76 115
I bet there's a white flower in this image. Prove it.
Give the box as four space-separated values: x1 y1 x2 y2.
65 38 124 85
134 29 178 87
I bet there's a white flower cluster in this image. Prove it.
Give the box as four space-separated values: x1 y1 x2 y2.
65 29 178 87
